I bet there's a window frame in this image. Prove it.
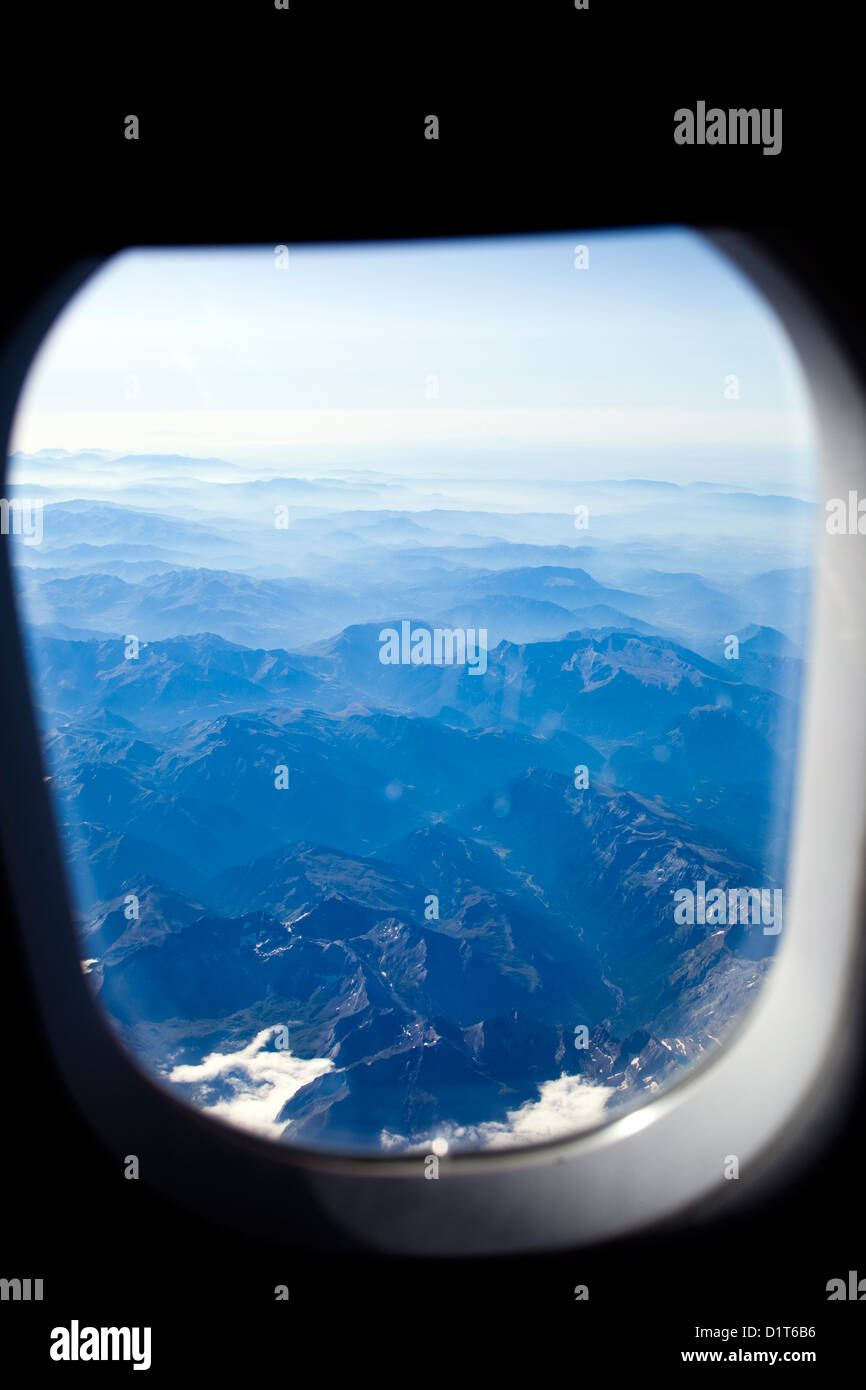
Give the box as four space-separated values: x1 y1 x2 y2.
0 228 862 1255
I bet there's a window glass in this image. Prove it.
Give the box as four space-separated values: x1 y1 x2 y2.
5 230 818 1154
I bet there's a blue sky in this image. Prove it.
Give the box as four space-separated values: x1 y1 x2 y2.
10 227 817 487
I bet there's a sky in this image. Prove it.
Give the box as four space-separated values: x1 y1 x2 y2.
9 227 817 488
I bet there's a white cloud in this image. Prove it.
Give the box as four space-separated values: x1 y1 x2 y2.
457 1073 618 1149
386 1072 619 1154
10 403 813 464
168 1025 333 1140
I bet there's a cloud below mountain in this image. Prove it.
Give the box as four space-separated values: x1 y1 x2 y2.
168 1025 334 1140
384 1071 617 1152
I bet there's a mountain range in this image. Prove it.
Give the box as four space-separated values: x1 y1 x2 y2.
8 464 812 1152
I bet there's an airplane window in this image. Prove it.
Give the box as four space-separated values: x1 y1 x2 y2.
4 229 819 1156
